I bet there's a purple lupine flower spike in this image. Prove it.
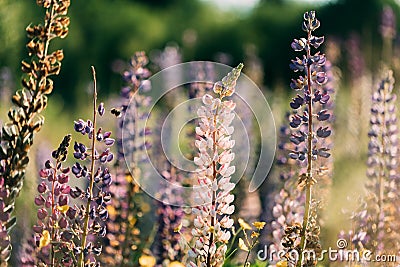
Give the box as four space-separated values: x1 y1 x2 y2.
276 11 332 267
352 70 399 256
103 52 153 266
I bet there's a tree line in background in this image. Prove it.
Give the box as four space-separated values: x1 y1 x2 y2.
0 0 399 106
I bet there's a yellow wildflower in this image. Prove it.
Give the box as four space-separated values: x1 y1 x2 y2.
251 231 260 238
252 221 266 230
276 260 288 267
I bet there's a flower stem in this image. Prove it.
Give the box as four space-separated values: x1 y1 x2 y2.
243 250 251 266
206 123 217 267
50 160 59 267
79 66 98 267
225 228 243 258
206 98 222 267
297 30 313 267
378 83 387 215
224 248 238 261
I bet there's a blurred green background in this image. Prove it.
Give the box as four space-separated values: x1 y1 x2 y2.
1 0 399 106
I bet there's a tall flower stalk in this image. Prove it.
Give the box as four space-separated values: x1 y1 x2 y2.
75 67 115 267
352 70 399 256
103 52 152 266
288 11 330 267
189 63 243 267
0 0 69 263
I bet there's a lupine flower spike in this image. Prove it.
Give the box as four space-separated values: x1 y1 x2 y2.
189 63 243 267
31 135 73 266
103 52 152 266
352 70 399 256
73 67 115 267
0 1 69 263
287 11 331 267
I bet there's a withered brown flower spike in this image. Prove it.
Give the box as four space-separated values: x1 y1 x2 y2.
0 0 70 264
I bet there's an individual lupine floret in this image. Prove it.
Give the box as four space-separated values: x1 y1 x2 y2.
189 63 243 267
286 11 331 267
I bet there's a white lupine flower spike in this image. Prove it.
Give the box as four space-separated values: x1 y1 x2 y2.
190 63 243 266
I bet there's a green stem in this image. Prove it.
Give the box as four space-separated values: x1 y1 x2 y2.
78 66 98 267
297 185 312 266
375 75 387 254
225 228 243 257
243 234 260 267
225 248 238 261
